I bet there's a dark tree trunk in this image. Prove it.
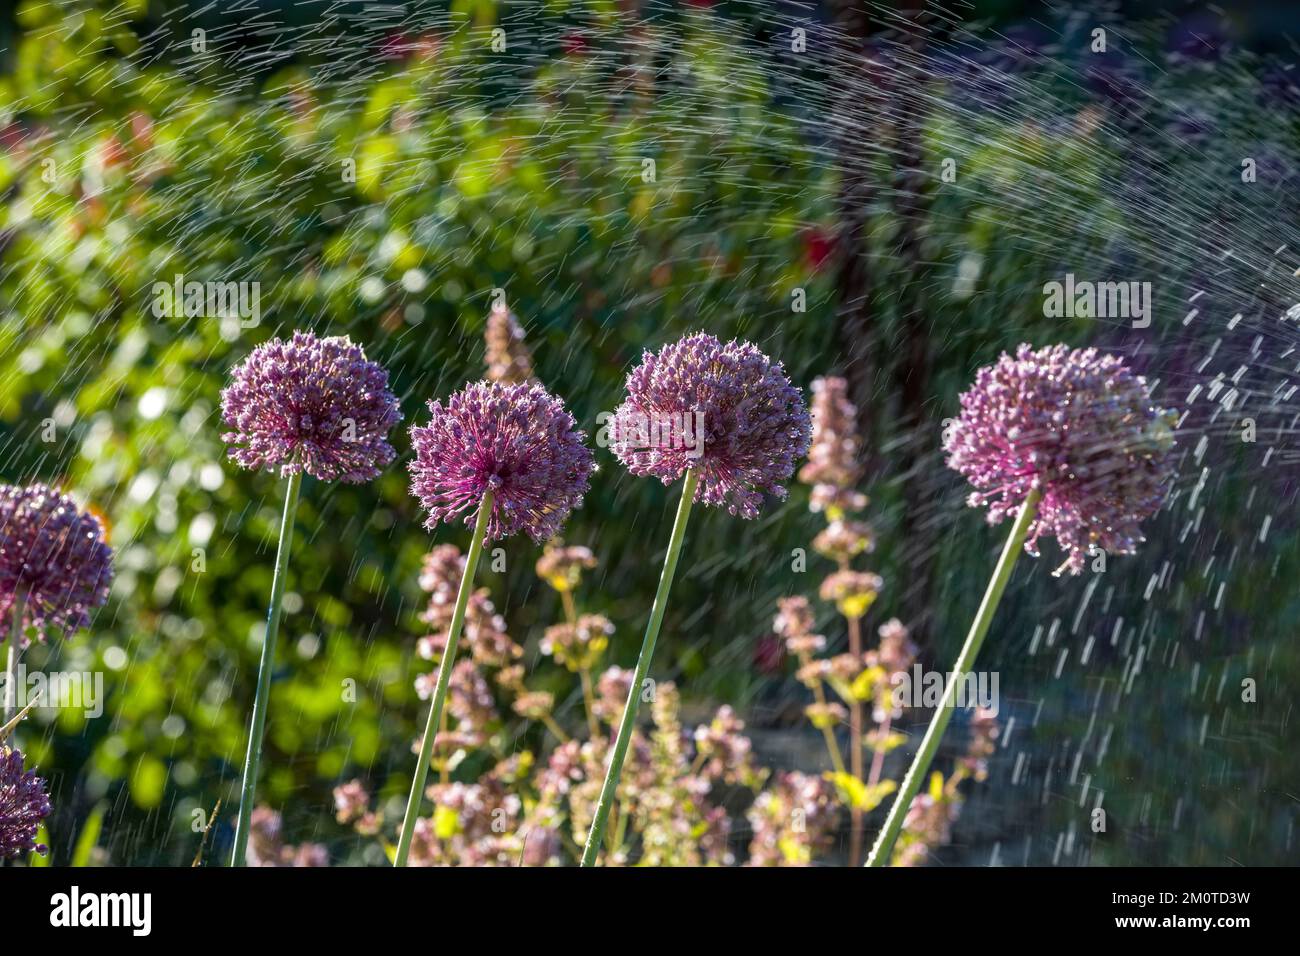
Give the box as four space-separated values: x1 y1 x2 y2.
887 4 942 637
830 1 885 478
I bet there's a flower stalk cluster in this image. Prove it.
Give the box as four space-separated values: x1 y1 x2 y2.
337 543 793 866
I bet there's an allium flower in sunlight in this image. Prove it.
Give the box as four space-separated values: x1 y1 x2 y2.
408 381 594 542
945 344 1178 575
221 331 401 483
0 746 51 858
610 332 811 518
0 483 113 645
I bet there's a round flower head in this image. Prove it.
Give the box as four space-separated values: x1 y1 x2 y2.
0 746 51 858
610 333 811 519
946 344 1178 575
0 483 113 645
221 331 401 483
408 381 594 542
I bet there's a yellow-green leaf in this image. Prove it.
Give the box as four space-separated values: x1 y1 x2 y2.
929 770 944 801
826 772 897 812
72 802 106 867
432 803 460 839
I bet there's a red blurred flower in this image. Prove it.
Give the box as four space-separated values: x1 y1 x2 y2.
753 633 786 675
802 227 836 272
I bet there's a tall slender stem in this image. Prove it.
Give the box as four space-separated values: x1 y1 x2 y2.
561 583 601 740
867 712 892 788
805 666 847 775
230 471 302 867
581 469 698 867
578 666 600 741
3 591 24 726
866 489 1039 867
394 490 493 867
847 612 865 866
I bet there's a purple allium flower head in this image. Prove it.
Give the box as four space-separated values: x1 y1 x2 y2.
0 746 51 858
610 333 811 519
408 381 594 542
221 331 401 484
946 344 1178 575
0 483 113 646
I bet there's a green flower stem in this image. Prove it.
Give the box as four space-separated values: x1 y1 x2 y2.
3 591 22 725
807 673 847 775
231 471 303 867
866 488 1040 867
581 468 698 867
847 612 865 867
578 666 600 741
394 490 494 867
562 583 601 740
